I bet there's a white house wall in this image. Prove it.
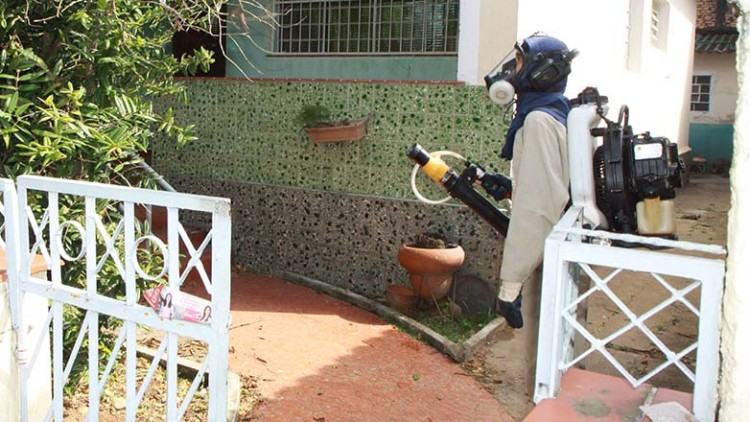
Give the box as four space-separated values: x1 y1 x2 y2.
720 2 750 418
457 1 481 83
458 0 519 84
693 52 739 123
502 0 697 153
478 0 519 78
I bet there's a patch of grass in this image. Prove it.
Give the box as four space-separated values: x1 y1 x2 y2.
394 323 421 340
414 300 494 343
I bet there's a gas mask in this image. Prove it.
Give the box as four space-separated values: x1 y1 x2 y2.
484 37 578 106
483 46 522 106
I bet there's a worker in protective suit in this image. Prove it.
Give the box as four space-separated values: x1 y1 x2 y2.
483 35 577 328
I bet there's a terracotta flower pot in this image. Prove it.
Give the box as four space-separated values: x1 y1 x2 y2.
398 244 465 301
386 284 418 314
304 118 367 144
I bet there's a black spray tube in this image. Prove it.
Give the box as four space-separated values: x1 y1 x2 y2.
442 170 510 236
407 144 509 236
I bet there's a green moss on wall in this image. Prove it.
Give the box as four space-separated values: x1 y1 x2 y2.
153 79 510 198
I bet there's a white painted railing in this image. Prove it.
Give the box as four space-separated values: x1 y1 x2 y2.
534 207 726 422
2 175 232 422
2 178 53 422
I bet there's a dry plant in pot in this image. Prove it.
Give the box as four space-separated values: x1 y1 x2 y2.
398 232 465 302
297 104 368 144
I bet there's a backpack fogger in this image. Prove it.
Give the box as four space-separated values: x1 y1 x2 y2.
406 87 683 240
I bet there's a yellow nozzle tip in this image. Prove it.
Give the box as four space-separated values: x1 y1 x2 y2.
421 155 450 183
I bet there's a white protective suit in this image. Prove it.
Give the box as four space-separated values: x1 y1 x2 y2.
498 110 570 302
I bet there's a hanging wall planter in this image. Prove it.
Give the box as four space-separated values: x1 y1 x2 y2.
304 118 368 144
297 104 368 144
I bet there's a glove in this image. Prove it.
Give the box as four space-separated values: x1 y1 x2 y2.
495 294 523 329
481 173 513 201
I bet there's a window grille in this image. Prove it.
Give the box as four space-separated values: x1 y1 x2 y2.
650 6 660 43
650 0 669 50
274 0 459 55
691 75 711 112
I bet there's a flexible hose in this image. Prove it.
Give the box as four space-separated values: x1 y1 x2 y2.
410 151 465 204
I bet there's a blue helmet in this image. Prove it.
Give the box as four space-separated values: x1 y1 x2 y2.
515 35 576 94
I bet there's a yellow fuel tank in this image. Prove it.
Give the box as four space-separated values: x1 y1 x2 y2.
636 198 676 236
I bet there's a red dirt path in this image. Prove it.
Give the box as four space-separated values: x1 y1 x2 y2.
226 274 511 421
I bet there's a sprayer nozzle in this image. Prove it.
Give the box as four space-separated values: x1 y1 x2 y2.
407 144 431 166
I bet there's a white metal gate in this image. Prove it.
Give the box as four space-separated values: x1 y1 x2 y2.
2 175 232 421
534 207 726 422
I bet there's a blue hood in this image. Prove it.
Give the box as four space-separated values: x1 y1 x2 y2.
501 35 571 160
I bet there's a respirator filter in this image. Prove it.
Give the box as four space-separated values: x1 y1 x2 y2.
484 48 520 106
488 80 515 106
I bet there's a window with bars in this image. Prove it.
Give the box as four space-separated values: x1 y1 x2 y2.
650 0 669 50
650 5 660 43
691 75 712 112
273 0 459 55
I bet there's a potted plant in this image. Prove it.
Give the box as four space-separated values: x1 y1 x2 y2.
397 232 465 301
296 104 368 144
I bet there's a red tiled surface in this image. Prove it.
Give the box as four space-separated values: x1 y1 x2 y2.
525 368 693 422
226 274 512 422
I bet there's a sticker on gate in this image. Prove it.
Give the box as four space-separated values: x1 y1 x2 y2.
143 285 213 324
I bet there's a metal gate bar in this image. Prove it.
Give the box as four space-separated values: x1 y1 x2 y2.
3 175 232 422
534 206 726 422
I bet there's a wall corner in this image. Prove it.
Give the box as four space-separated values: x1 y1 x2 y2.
457 1 482 84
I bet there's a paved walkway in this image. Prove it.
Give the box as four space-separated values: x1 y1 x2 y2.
225 273 511 421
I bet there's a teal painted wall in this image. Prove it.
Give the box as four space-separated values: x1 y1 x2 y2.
225 5 457 81
688 123 734 162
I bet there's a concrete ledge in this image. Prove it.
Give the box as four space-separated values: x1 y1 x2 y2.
278 271 506 362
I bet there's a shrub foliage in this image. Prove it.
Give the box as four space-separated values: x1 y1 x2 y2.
0 0 247 392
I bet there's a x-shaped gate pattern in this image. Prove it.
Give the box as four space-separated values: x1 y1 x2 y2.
561 264 701 387
534 207 726 422
1 176 232 422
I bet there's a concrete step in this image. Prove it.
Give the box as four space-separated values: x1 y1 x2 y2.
525 368 692 422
